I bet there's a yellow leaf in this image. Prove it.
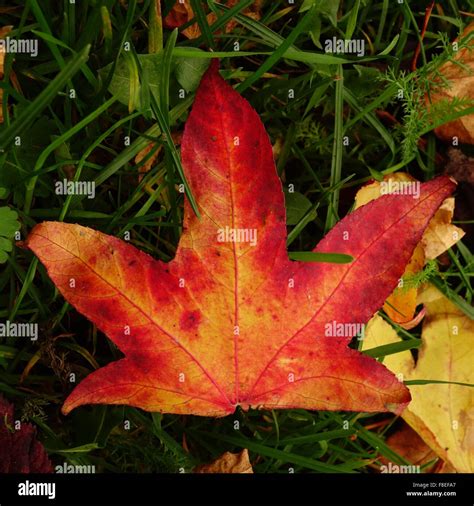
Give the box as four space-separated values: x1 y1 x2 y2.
354 173 416 208
421 198 465 260
363 286 474 472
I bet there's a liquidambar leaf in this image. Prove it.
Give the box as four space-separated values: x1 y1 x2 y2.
27 63 455 417
0 395 53 473
363 287 474 473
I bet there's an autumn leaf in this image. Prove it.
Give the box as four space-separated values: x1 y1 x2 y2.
363 287 474 473
421 197 465 260
164 0 201 39
354 173 463 327
0 395 53 473
164 0 262 40
194 449 253 473
26 62 455 417
135 142 162 180
428 22 474 144
379 422 454 473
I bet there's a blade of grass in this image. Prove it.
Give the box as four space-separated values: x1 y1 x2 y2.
148 0 163 53
160 28 178 124
405 379 474 387
23 95 116 214
0 45 90 150
288 252 354 264
430 277 474 319
325 65 344 231
214 3 354 65
192 431 355 472
148 83 200 217
345 0 361 40
236 6 316 93
189 0 215 49
363 339 421 359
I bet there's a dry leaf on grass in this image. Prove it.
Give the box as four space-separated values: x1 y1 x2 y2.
134 132 182 181
363 286 474 472
135 142 162 180
427 23 474 144
164 0 262 40
421 197 464 260
194 449 253 473
355 173 464 327
445 147 474 185
380 422 455 473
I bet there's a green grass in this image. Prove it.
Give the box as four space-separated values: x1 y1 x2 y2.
0 0 473 473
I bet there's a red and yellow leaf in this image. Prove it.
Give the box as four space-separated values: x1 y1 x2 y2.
26 63 455 417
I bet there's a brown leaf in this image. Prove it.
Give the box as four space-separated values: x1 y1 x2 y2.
444 148 474 249
445 147 474 185
380 422 455 473
164 0 262 40
382 423 438 472
428 23 474 144
134 132 182 181
134 142 162 180
194 449 253 473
